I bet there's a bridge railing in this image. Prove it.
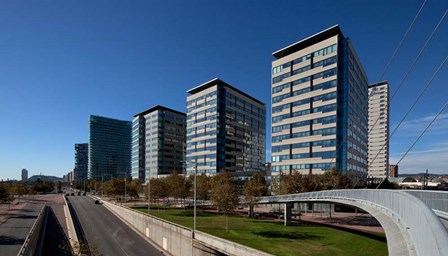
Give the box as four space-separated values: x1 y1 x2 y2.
404 190 448 213
258 189 448 256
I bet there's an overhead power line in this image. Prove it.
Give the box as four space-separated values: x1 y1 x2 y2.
328 0 430 169
368 7 448 140
376 0 428 83
396 100 448 165
390 8 448 102
390 55 448 139
369 54 448 169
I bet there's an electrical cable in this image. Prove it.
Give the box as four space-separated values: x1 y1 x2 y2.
396 100 448 165
369 54 447 170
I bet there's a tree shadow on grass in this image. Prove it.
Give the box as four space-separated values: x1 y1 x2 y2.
253 231 321 240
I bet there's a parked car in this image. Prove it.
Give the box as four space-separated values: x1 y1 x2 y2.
94 200 102 204
71 193 75 196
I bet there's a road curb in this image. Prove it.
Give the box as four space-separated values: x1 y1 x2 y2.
63 195 80 255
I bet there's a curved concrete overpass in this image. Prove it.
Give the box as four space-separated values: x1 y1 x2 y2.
258 189 448 256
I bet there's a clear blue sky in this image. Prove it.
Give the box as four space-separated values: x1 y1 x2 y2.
0 0 447 180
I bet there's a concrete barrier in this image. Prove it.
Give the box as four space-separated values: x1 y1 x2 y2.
102 200 193 256
102 200 274 256
63 195 79 255
17 205 47 256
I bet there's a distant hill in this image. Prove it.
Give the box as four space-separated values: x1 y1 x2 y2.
28 175 63 182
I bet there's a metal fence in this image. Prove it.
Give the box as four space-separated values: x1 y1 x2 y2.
404 190 448 213
258 189 448 256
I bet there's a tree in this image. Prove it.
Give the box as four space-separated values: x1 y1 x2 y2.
57 181 63 193
103 178 125 199
0 184 10 203
13 182 28 200
243 172 267 218
280 172 308 194
210 172 239 232
145 178 169 208
127 179 142 199
317 169 352 190
188 173 209 204
165 173 188 204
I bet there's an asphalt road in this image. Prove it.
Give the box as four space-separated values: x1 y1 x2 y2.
67 195 164 256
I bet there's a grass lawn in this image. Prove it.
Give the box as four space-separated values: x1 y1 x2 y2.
132 207 387 256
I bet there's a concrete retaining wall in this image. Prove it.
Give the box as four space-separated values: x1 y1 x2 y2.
102 201 193 256
102 200 273 256
17 205 47 256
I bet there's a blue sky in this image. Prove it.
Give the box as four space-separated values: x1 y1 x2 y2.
0 0 447 180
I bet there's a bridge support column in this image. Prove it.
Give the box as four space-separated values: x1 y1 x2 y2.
284 203 292 226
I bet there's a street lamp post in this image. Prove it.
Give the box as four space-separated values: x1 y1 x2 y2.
181 158 198 233
148 168 151 214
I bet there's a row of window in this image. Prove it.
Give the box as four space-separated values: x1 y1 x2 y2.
272 90 336 114
273 118 336 135
272 103 336 124
270 138 336 153
272 127 336 143
272 44 337 74
272 70 337 100
187 91 217 106
272 150 336 162
271 162 336 172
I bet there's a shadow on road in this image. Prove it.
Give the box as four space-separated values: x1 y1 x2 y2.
0 235 25 245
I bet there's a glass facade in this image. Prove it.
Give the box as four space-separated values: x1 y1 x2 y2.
271 26 368 182
74 143 88 182
131 106 186 183
186 79 266 176
88 115 132 181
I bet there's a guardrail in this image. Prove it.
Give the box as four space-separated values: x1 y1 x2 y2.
16 205 47 256
258 189 448 256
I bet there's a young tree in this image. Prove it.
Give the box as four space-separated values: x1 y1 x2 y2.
210 172 239 232
243 172 267 218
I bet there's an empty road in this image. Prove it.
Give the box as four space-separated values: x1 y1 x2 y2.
67 195 164 256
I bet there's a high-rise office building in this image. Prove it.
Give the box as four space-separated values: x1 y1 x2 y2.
74 143 88 182
271 25 368 181
186 78 266 176
132 105 186 183
368 81 390 179
88 115 132 181
21 168 28 183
